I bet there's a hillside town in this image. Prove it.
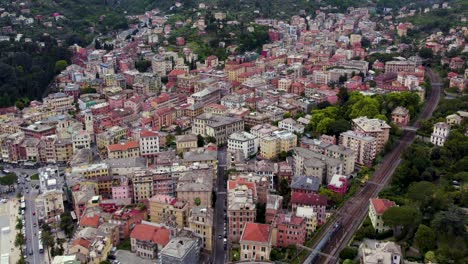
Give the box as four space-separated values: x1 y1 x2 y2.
0 1 466 264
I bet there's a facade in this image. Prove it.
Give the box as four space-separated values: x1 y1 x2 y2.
384 60 416 73
240 223 272 261
352 117 390 154
265 194 283 224
149 194 188 228
72 130 92 152
259 130 297 159
175 134 198 154
35 189 64 222
327 174 348 196
430 122 450 146
188 206 213 251
369 198 396 233
227 178 257 242
139 130 160 157
130 222 171 259
292 147 343 184
295 206 317 238
278 118 305 134
291 192 327 225
192 113 244 144
227 131 259 160
339 130 378 167
176 172 213 209
359 239 402 264
107 141 140 159
273 213 306 248
391 107 410 127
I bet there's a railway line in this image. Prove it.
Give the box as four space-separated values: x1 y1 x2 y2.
302 69 442 264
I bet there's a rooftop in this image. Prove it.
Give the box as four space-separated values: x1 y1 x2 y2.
240 223 271 243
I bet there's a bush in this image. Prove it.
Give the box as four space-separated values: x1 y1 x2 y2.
30 174 39 180
117 238 131 251
339 246 358 260
375 229 393 240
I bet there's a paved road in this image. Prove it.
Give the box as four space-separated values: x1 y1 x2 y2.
23 179 43 264
213 147 227 264
303 69 442 264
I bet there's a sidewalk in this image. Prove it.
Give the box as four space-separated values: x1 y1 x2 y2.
8 198 20 264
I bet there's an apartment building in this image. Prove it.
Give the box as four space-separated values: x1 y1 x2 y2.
227 131 259 160
107 141 140 159
265 194 283 224
325 145 356 175
175 134 198 154
291 192 327 225
339 130 378 167
240 223 273 261
259 130 297 159
108 206 147 239
352 117 390 154
149 194 188 228
43 92 74 111
188 206 213 251
72 130 92 152
272 213 306 248
295 207 317 238
182 149 218 179
430 122 450 146
391 106 410 127
278 118 305 134
384 60 416 73
139 130 160 157
176 171 213 209
35 189 64 222
359 239 402 264
369 198 396 233
227 178 257 242
187 87 221 106
96 126 127 149
292 147 343 184
130 222 171 259
192 113 244 144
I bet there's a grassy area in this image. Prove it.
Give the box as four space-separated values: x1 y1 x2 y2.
117 238 131 251
230 248 240 262
30 174 39 180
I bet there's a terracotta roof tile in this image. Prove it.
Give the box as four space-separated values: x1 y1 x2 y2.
241 223 271 243
130 224 170 246
371 198 396 215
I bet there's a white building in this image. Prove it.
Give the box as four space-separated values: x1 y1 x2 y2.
359 239 402 264
139 130 160 157
227 132 259 160
72 130 91 152
35 189 64 222
430 122 450 146
278 118 305 134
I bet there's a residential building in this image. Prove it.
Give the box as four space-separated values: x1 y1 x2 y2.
149 194 188 228
107 141 140 159
177 171 213 209
359 239 402 264
240 223 273 261
227 131 259 160
250 123 280 139
139 130 160 157
339 131 378 167
295 207 317 238
391 107 410 127
159 236 200 264
325 144 356 175
291 192 327 225
130 222 171 259
290 175 321 195
35 189 64 222
227 178 257 242
188 206 213 251
72 130 91 152
430 122 450 146
192 113 244 144
278 118 305 134
187 87 221 106
175 134 198 154
265 194 283 224
108 206 147 239
369 198 396 233
43 92 74 111
352 117 390 154
272 213 306 248
292 147 343 184
259 130 297 159
384 60 416 73
182 149 218 179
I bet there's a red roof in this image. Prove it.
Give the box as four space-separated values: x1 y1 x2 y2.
72 238 91 248
241 223 271 243
130 224 170 246
291 192 327 206
371 198 396 215
168 69 186 77
140 130 158 138
228 178 257 198
107 141 139 152
80 213 100 228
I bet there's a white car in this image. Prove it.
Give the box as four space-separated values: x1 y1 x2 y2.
0 199 7 203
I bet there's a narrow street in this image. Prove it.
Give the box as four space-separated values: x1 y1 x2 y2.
213 146 227 264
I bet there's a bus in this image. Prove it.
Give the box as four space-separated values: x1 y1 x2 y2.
38 231 44 253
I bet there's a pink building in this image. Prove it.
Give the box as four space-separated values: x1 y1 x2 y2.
112 177 132 200
109 206 147 239
327 174 348 196
391 106 410 127
291 192 327 225
273 213 306 248
108 95 125 109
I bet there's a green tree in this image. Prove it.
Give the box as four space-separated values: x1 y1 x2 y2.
41 230 55 262
15 217 23 230
431 206 466 237
283 112 291 118
424 251 436 263
414 224 436 253
194 197 201 206
197 134 205 147
59 212 75 238
278 178 291 207
382 206 420 235
14 233 24 248
15 100 25 110
278 151 288 161
166 134 176 148
339 247 358 260
0 173 18 191
419 47 434 59
407 181 436 207
54 60 68 73
205 136 216 144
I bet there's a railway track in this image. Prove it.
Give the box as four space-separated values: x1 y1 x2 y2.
302 69 442 264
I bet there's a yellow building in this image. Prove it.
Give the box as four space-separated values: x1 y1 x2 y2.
295 206 317 238
259 130 297 159
96 126 127 149
149 194 188 228
369 198 396 233
176 134 198 154
43 92 74 111
132 170 154 203
188 206 213 251
89 235 113 264
182 149 218 179
71 163 110 180
107 141 140 159
35 189 64 222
